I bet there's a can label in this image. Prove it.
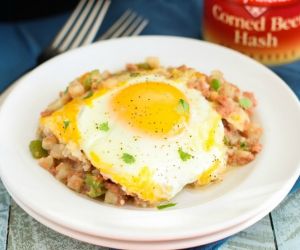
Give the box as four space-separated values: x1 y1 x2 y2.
203 0 300 65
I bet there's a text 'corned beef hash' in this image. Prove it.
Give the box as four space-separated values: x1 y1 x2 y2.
29 57 262 208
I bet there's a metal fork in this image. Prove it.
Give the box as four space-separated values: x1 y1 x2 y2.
38 0 111 64
98 9 149 40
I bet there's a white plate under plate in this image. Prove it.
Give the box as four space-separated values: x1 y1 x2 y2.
0 36 299 242
1 176 288 250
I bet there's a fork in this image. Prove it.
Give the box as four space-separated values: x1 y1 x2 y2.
98 9 149 40
38 0 111 64
2 2 149 96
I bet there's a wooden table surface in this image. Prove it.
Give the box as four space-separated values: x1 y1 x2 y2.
0 178 299 250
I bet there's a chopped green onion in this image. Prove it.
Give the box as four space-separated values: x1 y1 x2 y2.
240 141 249 150
83 70 101 90
83 78 92 90
121 153 135 164
96 122 109 132
177 99 190 113
223 136 230 146
85 174 105 198
178 148 192 161
239 97 252 109
29 140 48 159
90 69 100 76
157 203 177 210
210 78 221 91
63 120 70 130
137 63 151 70
83 91 93 99
64 86 69 94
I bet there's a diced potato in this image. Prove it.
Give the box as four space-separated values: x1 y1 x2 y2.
68 80 85 98
67 175 83 192
101 78 118 88
38 155 54 170
104 190 118 205
146 57 160 69
42 135 58 150
226 109 250 132
50 144 65 159
55 162 72 181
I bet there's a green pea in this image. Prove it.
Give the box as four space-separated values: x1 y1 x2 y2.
85 174 105 198
211 78 221 91
29 140 48 159
239 97 252 109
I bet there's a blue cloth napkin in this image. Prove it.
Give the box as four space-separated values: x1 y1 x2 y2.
0 0 299 249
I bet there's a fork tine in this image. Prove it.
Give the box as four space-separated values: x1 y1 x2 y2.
105 12 138 39
51 0 87 49
69 0 110 49
80 0 111 46
98 10 133 40
120 16 142 37
99 10 148 40
58 0 96 52
130 19 149 36
121 17 148 37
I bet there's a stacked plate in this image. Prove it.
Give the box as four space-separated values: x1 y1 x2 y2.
0 37 299 249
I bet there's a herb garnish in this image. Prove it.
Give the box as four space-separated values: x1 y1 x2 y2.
178 148 192 161
63 120 70 130
157 203 177 210
84 91 93 99
96 122 109 132
121 153 135 164
177 99 189 113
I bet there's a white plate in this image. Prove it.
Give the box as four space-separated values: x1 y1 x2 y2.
0 36 299 242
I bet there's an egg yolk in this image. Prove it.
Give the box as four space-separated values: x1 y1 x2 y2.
40 99 82 145
111 82 190 137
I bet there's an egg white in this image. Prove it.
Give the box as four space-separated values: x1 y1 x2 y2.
77 75 226 203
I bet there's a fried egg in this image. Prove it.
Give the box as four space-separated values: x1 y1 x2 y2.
40 74 227 204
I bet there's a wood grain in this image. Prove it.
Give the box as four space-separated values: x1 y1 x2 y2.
272 190 300 250
7 201 108 250
0 179 10 250
220 216 276 250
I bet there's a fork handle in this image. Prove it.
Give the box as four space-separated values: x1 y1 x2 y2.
37 47 60 65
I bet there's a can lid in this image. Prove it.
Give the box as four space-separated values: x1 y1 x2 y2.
229 0 298 7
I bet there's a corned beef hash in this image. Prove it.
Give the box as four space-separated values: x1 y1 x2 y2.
29 58 262 208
